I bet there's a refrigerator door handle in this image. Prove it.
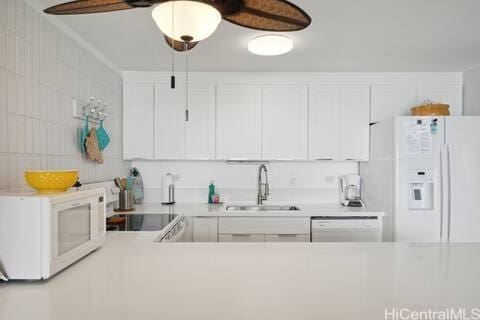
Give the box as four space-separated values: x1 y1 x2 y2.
440 145 451 243
446 146 452 242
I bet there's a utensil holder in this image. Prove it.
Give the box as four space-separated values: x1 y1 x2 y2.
119 190 134 210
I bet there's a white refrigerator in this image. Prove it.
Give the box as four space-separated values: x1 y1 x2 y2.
361 116 480 243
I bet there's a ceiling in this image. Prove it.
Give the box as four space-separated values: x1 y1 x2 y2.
39 0 480 72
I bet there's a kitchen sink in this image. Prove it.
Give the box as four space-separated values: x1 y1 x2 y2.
226 205 301 212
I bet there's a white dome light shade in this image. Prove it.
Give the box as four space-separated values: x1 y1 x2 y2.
248 35 293 56
152 1 222 42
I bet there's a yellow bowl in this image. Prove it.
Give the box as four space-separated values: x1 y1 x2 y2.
24 170 79 194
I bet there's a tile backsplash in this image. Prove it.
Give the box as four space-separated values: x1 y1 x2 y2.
133 160 359 204
0 0 129 190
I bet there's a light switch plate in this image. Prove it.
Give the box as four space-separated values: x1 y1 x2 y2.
288 175 296 186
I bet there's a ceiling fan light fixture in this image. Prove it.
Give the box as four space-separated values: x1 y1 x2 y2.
152 1 222 42
248 34 293 56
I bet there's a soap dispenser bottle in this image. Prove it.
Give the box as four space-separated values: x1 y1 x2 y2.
208 181 215 204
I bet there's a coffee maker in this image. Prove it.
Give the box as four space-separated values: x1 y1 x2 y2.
339 175 365 207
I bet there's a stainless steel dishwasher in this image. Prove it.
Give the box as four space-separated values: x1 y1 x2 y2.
311 217 382 242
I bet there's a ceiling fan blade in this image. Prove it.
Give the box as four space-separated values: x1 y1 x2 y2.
164 35 199 52
44 0 134 15
222 0 311 32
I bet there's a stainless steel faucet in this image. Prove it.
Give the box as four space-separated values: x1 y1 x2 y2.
257 164 269 205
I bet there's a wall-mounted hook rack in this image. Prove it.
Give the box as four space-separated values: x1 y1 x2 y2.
72 97 109 124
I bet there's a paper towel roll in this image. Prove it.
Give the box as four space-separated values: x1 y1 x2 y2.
162 173 175 204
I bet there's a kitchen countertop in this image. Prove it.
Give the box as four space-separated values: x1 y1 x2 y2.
1 233 479 320
129 202 385 217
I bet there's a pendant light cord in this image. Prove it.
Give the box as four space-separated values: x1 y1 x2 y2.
170 1 175 89
185 47 189 121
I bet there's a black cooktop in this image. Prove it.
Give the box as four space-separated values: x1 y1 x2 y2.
106 214 179 231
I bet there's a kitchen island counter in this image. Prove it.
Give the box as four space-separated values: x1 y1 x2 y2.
1 233 479 320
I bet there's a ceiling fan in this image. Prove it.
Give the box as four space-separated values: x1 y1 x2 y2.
44 0 311 121
44 0 311 51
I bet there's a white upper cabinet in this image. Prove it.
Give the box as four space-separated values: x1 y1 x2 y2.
262 85 309 160
123 73 462 162
309 86 340 160
371 85 417 123
185 85 216 160
338 86 370 161
154 84 185 159
123 83 155 159
417 85 463 115
216 85 262 160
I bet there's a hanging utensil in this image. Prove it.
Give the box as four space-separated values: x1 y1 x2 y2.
114 177 123 191
80 116 89 153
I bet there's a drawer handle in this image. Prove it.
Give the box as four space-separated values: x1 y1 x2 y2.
277 234 298 237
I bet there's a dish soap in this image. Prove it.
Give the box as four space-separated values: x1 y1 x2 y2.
208 181 215 204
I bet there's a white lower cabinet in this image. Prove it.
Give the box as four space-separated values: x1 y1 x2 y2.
193 217 218 242
218 234 265 242
217 217 310 243
218 217 310 235
264 234 310 242
218 233 309 243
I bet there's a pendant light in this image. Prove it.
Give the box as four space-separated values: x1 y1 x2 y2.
152 1 222 43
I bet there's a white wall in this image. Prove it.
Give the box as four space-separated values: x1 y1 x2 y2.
0 0 129 190
133 160 358 204
463 66 480 115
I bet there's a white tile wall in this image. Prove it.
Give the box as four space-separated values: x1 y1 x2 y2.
0 0 130 190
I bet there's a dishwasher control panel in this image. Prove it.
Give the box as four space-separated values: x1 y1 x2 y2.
311 217 382 242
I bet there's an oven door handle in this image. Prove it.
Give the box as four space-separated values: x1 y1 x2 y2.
0 270 8 282
164 220 185 242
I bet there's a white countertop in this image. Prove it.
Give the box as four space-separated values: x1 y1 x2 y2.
130 202 384 217
1 233 479 320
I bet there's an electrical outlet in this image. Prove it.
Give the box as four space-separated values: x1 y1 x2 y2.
325 176 335 183
288 175 296 186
